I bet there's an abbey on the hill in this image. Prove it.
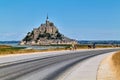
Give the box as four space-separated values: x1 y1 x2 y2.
20 16 78 45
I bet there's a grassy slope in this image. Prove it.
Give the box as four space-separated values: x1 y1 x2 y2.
112 51 120 79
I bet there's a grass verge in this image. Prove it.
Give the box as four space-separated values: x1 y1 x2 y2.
0 44 119 55
112 51 120 79
0 45 70 55
0 45 39 55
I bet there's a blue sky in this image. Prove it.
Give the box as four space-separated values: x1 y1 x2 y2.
0 0 120 41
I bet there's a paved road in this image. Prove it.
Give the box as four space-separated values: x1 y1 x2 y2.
0 48 119 80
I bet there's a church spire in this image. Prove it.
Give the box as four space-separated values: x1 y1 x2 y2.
46 14 49 21
46 14 49 26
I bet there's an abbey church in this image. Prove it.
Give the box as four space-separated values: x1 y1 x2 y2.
20 16 78 45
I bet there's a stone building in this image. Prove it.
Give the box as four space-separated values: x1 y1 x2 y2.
20 16 78 45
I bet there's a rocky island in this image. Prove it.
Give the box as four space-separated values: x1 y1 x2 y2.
20 16 78 45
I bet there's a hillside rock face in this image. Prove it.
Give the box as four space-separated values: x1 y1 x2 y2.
20 18 78 45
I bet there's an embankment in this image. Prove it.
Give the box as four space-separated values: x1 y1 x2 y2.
97 51 120 80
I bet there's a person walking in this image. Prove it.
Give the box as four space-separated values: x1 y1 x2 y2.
93 43 96 49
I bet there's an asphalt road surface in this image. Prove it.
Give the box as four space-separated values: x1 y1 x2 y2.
0 48 119 80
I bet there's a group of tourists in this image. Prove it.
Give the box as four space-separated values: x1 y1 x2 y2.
69 43 96 51
88 43 96 49
70 42 77 50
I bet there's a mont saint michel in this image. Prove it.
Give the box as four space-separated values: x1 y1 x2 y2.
20 16 78 45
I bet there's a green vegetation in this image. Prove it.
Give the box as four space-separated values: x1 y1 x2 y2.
0 45 39 55
0 45 69 55
73 44 115 49
0 45 11 48
0 44 118 55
